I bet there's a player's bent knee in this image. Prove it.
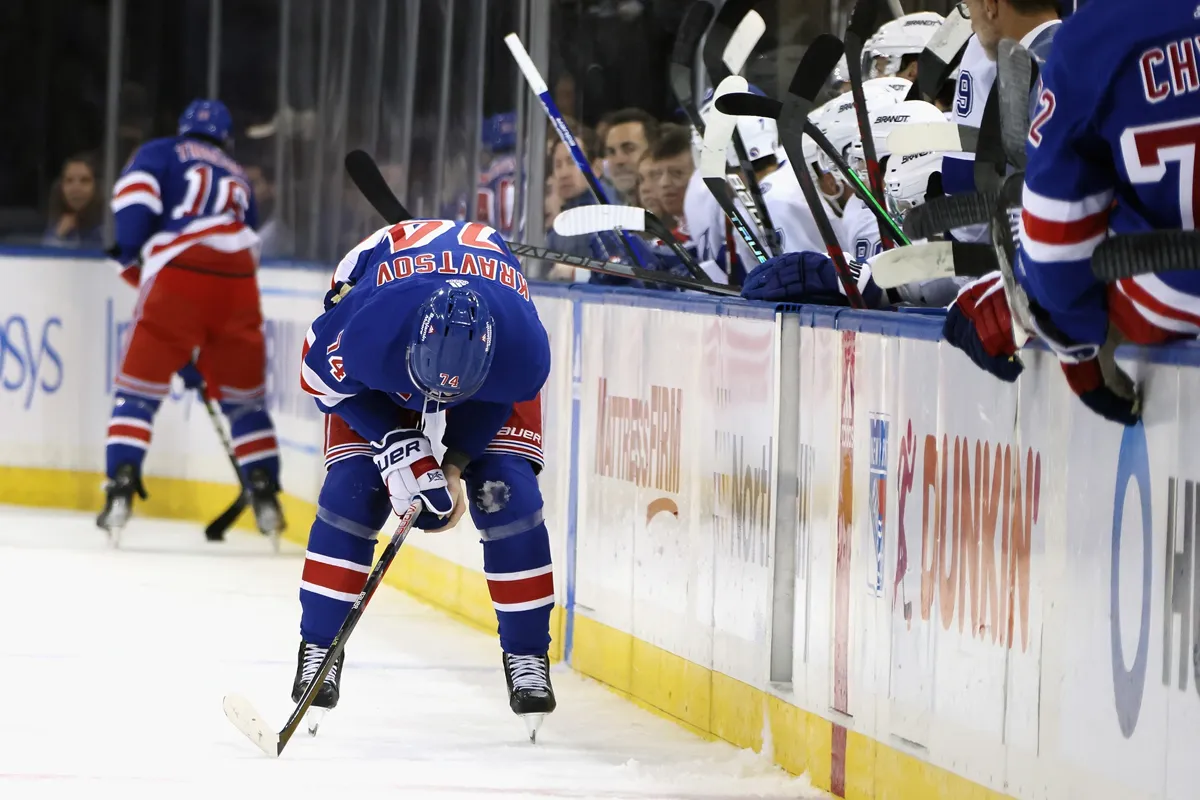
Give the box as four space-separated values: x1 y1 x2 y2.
316 456 391 538
464 454 544 541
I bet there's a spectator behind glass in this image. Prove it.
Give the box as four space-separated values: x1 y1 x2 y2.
601 108 659 204
647 124 695 236
545 125 628 283
636 150 665 221
44 154 103 248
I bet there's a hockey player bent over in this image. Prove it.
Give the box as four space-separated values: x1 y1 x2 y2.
98 100 284 539
294 219 555 737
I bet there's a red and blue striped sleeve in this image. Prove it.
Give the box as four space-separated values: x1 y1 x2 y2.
111 141 169 272
1017 37 1115 351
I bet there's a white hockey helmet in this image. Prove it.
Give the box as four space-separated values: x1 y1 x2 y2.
869 12 945 78
819 87 905 179
847 99 945 183
885 149 945 218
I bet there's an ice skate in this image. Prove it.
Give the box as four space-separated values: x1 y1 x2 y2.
291 640 343 736
247 466 285 550
95 464 147 547
502 652 555 742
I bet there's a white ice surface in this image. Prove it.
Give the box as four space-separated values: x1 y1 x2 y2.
0 506 824 800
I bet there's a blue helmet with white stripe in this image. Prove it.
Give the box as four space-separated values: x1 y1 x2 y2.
178 99 233 147
406 285 496 403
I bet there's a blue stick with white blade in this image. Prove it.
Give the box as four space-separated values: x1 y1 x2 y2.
222 498 424 757
505 33 646 268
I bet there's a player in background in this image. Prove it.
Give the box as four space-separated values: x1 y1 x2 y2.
295 219 555 737
477 112 517 240
1014 0 1200 423
867 11 945 80
99 100 283 540
827 81 911 259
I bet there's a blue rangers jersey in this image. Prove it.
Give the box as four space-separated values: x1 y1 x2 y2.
300 220 550 460
477 154 517 240
1019 0 1200 347
110 135 260 285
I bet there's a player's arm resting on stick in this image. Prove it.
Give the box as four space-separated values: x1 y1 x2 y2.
1014 45 1137 426
301 324 456 531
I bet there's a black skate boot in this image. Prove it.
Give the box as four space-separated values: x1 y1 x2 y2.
95 464 147 546
247 466 285 546
291 640 343 736
502 652 556 742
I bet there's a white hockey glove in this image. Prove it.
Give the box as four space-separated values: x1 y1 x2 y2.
372 429 454 524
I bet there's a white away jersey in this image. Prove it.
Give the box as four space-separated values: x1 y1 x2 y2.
839 195 882 263
942 35 997 244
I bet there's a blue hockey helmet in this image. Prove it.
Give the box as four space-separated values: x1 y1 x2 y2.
482 112 517 152
406 285 496 403
178 99 233 147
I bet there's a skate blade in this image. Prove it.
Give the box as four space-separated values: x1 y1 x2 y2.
304 706 327 736
223 694 280 757
521 713 546 743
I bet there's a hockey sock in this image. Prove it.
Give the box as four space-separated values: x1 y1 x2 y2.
220 400 281 485
299 457 390 646
468 454 554 656
105 391 161 479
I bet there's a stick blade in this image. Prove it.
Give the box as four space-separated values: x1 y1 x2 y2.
870 242 959 288
671 0 714 67
715 91 781 120
344 150 410 224
722 10 766 75
223 694 281 758
553 205 646 236
846 0 884 43
886 122 963 157
701 76 749 178
789 34 845 103
204 494 246 542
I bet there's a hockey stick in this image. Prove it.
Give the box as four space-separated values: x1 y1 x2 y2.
902 189 998 239
223 498 423 757
548 202 710 277
990 172 1034 347
197 381 249 542
504 33 645 267
996 39 1033 169
701 76 770 264
869 241 998 288
886 121 964 156
913 5 972 103
778 34 867 308
703 0 781 256
717 91 910 245
343 150 740 296
844 0 896 248
1090 230 1200 281
669 0 716 134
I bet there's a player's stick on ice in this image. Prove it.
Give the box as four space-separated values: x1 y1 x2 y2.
886 121 964 157
869 241 998 287
717 91 911 245
913 4 973 103
701 76 771 265
703 1 781 256
504 34 645 268
194 377 252 544
1090 230 1200 281
777 34 868 308
224 498 423 757
844 0 896 248
343 150 740 296
669 0 716 134
901 189 998 239
996 39 1033 169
